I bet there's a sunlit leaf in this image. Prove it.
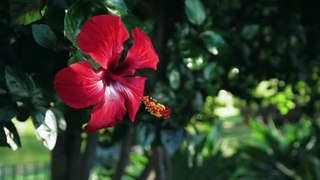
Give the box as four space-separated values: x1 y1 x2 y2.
10 0 46 25
95 0 128 15
200 31 228 55
32 24 58 48
180 40 207 70
185 0 206 25
35 109 57 150
0 122 21 150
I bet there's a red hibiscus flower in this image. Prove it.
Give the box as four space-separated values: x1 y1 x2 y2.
54 15 159 132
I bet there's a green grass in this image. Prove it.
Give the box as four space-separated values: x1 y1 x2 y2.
0 119 50 164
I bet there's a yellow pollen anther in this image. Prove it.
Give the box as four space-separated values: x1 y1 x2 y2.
141 96 171 119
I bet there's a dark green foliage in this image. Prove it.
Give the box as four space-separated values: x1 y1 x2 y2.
161 127 184 156
2 0 320 179
185 0 206 25
32 24 57 48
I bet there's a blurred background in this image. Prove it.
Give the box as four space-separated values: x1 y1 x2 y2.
1 0 320 179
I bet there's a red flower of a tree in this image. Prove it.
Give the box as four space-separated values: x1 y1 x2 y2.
54 15 161 132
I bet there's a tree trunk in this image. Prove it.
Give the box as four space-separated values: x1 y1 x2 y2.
78 132 99 180
51 109 87 180
153 146 171 180
112 128 134 180
51 124 82 180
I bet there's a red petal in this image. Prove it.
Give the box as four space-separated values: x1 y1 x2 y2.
85 84 127 132
77 15 130 69
114 76 146 121
54 61 105 108
116 28 159 76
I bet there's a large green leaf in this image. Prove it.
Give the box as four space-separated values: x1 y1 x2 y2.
64 1 92 45
32 24 58 48
185 0 206 25
35 109 57 150
5 67 44 105
5 66 36 101
161 128 184 155
94 0 128 15
200 31 228 55
10 0 46 25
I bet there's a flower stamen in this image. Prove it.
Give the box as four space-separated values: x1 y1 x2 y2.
141 96 171 119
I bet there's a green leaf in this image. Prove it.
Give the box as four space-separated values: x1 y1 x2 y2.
64 1 92 45
68 49 101 69
35 109 57 150
10 0 46 25
168 69 181 90
122 15 151 32
180 40 207 70
185 0 206 25
32 24 58 48
192 91 203 111
0 103 17 122
68 49 88 65
161 128 184 155
0 121 21 150
137 123 156 149
5 66 36 101
31 106 46 127
95 0 128 15
200 31 228 55
241 24 260 41
203 62 223 81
